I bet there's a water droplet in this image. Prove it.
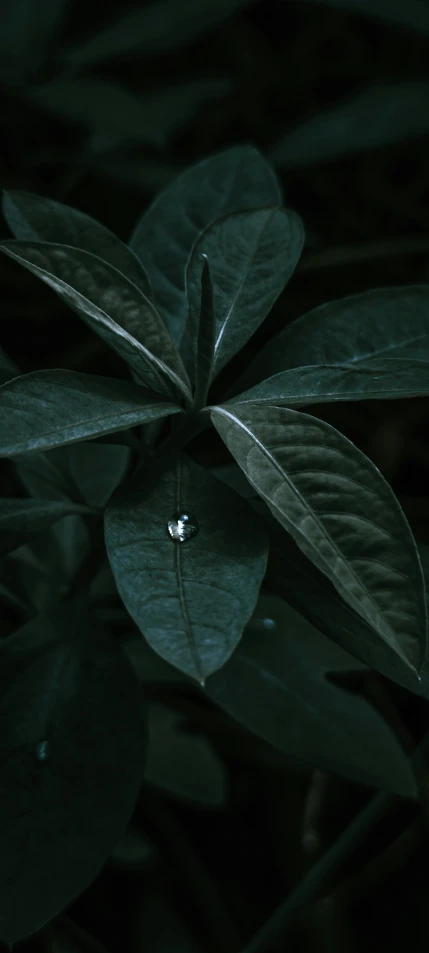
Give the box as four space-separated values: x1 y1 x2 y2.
167 512 199 543
37 740 50 761
417 673 422 684
248 617 277 633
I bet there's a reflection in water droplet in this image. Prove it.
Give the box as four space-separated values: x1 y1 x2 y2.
417 674 422 684
37 740 50 761
167 512 199 543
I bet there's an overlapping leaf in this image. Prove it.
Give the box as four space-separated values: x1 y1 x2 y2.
129 146 282 350
0 242 192 402
104 452 268 681
205 591 417 795
185 206 304 378
0 498 91 558
0 370 181 456
0 603 146 945
211 402 427 671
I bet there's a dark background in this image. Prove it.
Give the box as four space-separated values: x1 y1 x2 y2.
2 1 429 950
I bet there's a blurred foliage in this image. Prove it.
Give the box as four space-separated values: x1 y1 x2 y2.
2 0 429 951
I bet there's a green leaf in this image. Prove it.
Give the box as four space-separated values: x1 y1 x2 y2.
297 0 429 36
63 0 254 68
191 255 216 410
271 82 429 167
61 442 132 508
31 77 231 149
185 207 304 378
0 498 91 558
0 242 192 403
233 360 429 406
205 590 417 796
129 146 282 349
0 602 146 945
0 0 68 85
104 451 268 682
145 701 227 806
3 190 152 298
0 370 181 456
261 502 429 702
211 402 427 672
0 344 19 385
239 286 429 388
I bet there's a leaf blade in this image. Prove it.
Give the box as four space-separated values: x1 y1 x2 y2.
0 498 89 557
211 402 427 672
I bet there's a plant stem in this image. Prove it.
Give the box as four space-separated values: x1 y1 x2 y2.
239 790 392 953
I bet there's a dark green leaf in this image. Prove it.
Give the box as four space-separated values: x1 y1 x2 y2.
205 590 417 796
186 207 304 377
271 82 429 167
64 0 253 68
3 190 152 298
297 0 429 35
108 826 158 872
145 701 227 806
0 242 192 402
0 602 146 945
62 442 132 508
191 255 216 410
234 360 429 406
129 146 282 349
0 370 181 456
238 285 429 391
0 0 68 85
211 402 427 672
0 344 19 385
0 498 91 558
31 77 230 149
53 917 111 953
104 452 268 682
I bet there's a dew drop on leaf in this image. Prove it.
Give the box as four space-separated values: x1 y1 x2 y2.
167 512 199 543
37 740 50 761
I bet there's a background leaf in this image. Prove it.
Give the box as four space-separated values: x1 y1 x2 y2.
211 402 427 671
3 190 152 298
0 0 68 85
0 370 180 456
0 242 192 402
205 590 417 796
296 0 429 36
0 498 90 558
129 146 282 349
185 207 304 377
104 451 268 681
0 602 146 945
271 82 429 167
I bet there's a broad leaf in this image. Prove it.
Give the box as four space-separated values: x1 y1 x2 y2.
238 286 429 388
297 0 429 35
0 0 68 85
129 146 282 349
0 498 91 558
0 602 146 945
185 207 304 377
104 452 268 682
271 82 429 167
233 360 429 406
145 701 227 806
205 591 417 796
16 442 131 508
64 0 253 68
3 190 152 298
0 242 192 403
211 402 427 671
0 370 181 456
191 255 216 410
31 77 230 149
262 502 429 702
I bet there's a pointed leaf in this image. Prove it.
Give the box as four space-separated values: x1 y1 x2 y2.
234 359 429 406
271 82 429 168
211 402 427 672
206 591 417 796
185 207 304 377
0 603 146 945
0 369 181 456
129 146 282 349
104 452 268 681
191 255 216 409
3 190 152 298
0 242 192 402
0 498 91 558
64 0 253 68
240 285 429 388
